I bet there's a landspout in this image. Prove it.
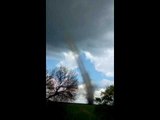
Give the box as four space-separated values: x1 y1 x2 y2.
65 36 94 104
76 55 94 104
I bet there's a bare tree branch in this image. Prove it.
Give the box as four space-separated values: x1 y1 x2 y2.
46 66 78 102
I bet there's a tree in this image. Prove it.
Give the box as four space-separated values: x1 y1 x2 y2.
95 85 114 106
46 66 78 102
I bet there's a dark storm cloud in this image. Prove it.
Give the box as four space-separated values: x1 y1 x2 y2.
46 0 114 57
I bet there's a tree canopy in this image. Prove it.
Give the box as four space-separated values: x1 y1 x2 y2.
46 66 78 102
95 85 114 106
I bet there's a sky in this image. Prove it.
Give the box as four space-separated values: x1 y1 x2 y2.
46 0 114 104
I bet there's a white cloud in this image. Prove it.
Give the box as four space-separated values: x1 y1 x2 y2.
94 88 105 98
93 88 106 105
83 48 114 77
74 84 87 104
57 51 78 70
98 79 114 88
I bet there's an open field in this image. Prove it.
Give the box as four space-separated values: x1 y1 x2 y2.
46 102 114 120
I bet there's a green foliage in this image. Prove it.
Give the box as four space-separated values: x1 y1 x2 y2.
95 85 114 106
95 97 102 104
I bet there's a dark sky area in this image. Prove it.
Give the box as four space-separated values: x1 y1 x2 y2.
46 0 114 58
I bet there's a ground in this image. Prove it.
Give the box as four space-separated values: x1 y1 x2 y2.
46 102 114 120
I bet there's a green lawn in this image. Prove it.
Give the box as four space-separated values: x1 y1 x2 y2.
46 102 114 120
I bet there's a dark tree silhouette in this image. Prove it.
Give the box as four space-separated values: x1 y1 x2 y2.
95 85 114 106
46 66 78 102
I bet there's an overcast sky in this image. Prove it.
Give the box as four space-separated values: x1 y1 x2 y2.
46 0 114 104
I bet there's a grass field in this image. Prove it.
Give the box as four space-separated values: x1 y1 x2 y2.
46 102 114 120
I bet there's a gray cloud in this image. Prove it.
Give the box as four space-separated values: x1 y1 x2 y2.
46 0 114 56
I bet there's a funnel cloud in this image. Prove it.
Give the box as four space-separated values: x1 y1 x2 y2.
65 36 94 104
46 0 114 104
